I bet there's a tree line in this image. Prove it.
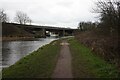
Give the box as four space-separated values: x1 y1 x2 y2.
77 0 120 66
78 0 120 35
0 9 32 25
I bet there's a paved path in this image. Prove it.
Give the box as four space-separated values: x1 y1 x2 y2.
52 40 73 78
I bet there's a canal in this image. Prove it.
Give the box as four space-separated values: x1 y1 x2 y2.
1 37 58 68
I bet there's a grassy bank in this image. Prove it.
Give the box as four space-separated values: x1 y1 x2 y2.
2 37 35 41
2 23 33 37
2 40 60 78
68 38 119 78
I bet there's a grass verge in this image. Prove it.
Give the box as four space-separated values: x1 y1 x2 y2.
68 38 119 78
2 40 60 78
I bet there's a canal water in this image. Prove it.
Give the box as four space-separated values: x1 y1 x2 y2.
1 37 58 68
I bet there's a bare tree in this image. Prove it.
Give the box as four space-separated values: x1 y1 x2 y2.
14 11 32 24
0 9 9 23
93 0 120 34
27 18 32 25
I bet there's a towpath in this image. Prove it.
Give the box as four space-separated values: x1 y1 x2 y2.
52 40 73 78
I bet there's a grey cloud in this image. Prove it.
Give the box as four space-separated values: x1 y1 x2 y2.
0 0 97 28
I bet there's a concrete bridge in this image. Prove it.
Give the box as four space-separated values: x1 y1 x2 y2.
2 23 76 37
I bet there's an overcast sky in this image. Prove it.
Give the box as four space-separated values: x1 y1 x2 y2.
0 0 98 28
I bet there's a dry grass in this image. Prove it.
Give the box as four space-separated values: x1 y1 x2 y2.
75 31 120 68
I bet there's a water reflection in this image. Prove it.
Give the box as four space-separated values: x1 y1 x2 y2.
2 37 58 68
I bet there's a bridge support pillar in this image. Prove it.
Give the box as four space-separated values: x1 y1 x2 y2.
63 30 65 36
42 28 46 37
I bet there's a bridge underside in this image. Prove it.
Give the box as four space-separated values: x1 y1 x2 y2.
24 27 74 37
46 29 74 36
